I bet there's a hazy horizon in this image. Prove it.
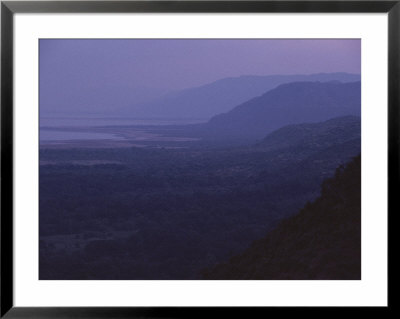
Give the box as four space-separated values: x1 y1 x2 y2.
40 39 361 116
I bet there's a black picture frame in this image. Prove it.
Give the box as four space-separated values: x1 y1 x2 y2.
1 1 396 317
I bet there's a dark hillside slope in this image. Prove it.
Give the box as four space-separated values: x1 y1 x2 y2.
203 155 361 280
206 81 361 140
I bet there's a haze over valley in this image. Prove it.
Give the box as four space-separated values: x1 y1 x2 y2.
39 39 361 280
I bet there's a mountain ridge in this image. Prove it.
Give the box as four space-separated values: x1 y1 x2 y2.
126 73 360 119
204 81 361 140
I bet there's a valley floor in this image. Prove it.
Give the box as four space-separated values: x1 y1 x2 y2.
39 118 361 280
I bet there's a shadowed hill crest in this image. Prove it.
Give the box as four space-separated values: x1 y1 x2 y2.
203 154 361 280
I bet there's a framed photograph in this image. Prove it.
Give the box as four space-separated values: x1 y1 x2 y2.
1 0 395 316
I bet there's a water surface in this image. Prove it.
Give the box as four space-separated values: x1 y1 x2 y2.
40 117 206 128
40 130 121 142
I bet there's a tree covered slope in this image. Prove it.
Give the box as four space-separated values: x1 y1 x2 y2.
203 155 361 280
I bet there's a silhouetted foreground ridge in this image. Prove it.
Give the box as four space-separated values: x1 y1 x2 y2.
203 155 361 280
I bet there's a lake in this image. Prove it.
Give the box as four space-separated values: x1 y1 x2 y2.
40 117 207 128
39 117 202 144
40 130 122 142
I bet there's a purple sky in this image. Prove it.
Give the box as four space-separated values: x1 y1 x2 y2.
40 39 360 114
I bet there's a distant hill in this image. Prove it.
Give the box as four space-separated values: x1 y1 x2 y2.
204 81 361 140
257 116 360 151
128 73 360 119
252 116 360 215
202 154 361 280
